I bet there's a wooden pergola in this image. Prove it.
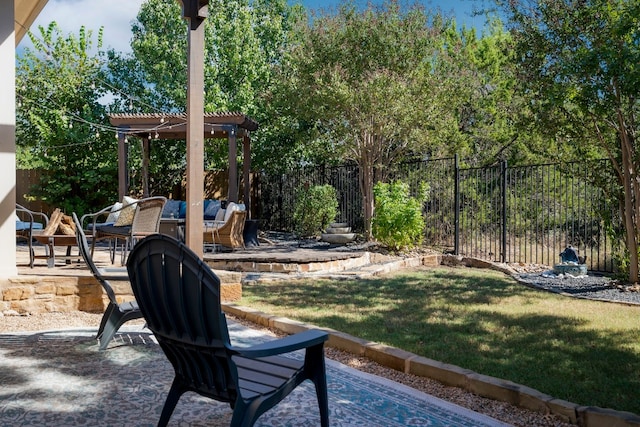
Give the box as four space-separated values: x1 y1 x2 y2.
109 112 258 204
108 111 258 254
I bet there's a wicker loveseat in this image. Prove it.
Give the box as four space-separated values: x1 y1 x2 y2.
203 201 247 250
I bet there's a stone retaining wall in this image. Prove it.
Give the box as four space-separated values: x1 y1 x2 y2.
205 252 374 274
0 270 242 315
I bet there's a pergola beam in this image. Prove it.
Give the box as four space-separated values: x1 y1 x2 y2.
110 113 257 202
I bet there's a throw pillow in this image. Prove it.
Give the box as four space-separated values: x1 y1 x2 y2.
214 208 226 222
106 202 123 223
162 199 181 218
114 196 138 226
223 202 239 222
178 201 187 219
203 200 221 220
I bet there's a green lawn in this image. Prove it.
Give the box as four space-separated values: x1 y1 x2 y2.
240 266 640 415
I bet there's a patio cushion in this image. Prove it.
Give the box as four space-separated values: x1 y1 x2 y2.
106 202 123 223
16 221 44 231
214 208 225 222
161 199 224 219
87 222 115 231
95 224 132 237
105 202 122 222
223 202 239 222
114 196 138 226
203 199 221 220
178 201 187 219
162 200 182 218
204 220 225 231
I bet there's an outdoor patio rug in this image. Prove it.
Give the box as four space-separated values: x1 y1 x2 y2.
0 323 511 427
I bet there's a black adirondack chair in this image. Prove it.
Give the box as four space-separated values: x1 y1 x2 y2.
126 234 330 427
72 213 143 350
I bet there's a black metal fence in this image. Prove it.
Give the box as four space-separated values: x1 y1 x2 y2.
258 156 621 272
258 163 363 232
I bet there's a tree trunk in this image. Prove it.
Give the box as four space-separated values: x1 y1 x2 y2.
359 132 375 240
618 112 639 284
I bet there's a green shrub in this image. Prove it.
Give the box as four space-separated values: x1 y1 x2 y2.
293 184 339 238
372 180 427 251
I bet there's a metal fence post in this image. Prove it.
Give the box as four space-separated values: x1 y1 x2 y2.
454 154 460 255
501 160 507 263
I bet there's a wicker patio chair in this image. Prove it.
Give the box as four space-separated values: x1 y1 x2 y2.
127 234 329 427
86 196 167 265
72 212 143 351
203 209 247 250
16 204 48 268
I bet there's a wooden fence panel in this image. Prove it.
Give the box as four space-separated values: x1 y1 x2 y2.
16 169 51 214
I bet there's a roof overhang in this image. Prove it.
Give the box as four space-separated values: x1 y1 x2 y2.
15 0 49 46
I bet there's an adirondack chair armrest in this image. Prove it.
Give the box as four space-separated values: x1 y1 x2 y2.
97 266 130 281
235 329 328 359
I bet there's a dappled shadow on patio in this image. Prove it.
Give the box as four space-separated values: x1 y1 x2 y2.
0 323 508 427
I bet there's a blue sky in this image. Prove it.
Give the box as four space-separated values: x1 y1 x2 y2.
297 0 493 29
21 0 494 54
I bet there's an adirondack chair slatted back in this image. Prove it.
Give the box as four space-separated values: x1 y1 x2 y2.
127 234 330 427
126 234 237 401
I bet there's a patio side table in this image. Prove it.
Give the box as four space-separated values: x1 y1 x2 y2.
159 218 185 242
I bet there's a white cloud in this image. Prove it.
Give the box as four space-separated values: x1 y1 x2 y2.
20 0 144 53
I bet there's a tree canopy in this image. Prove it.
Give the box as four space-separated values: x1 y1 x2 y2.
106 0 302 182
17 0 637 277
267 1 526 237
16 22 117 214
498 0 640 282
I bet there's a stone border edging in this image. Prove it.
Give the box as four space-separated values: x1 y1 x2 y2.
222 303 640 427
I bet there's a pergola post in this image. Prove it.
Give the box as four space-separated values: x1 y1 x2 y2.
227 125 238 203
180 0 208 258
242 135 251 217
117 131 128 200
141 136 150 197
